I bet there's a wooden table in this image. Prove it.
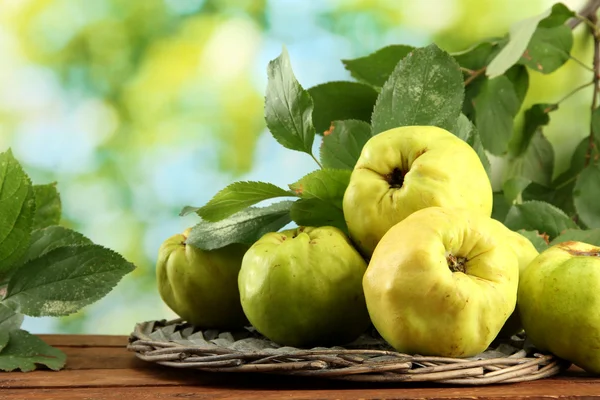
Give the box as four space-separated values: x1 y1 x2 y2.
1 335 599 399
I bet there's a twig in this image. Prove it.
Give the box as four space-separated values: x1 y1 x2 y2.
555 80 594 105
569 0 600 29
585 13 600 168
464 67 486 86
568 54 595 72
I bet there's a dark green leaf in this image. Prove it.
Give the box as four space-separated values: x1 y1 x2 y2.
32 183 61 230
573 164 600 228
0 329 65 372
453 41 496 70
452 115 491 177
186 201 293 251
308 81 379 134
290 198 348 233
264 47 315 154
371 44 464 134
504 200 578 239
512 103 555 156
505 65 529 106
492 192 512 222
320 120 372 170
3 244 135 317
289 169 351 208
0 331 8 352
0 150 35 275
519 25 573 74
507 130 555 187
24 226 93 263
517 229 549 252
486 3 574 77
474 76 520 155
0 303 23 332
550 228 600 246
196 181 294 222
342 45 414 87
503 177 532 203
522 181 576 218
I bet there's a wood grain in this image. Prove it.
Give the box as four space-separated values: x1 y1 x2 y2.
1 334 598 400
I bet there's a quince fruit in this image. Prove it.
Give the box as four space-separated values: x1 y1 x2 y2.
238 226 370 348
363 207 520 357
343 125 492 257
518 241 600 374
156 228 249 329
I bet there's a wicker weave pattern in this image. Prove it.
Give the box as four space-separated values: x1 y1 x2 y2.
127 319 569 385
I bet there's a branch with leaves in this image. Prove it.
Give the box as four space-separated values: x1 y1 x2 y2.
0 150 136 372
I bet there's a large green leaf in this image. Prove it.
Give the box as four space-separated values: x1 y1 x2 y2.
503 177 532 203
453 41 496 70
492 192 512 222
573 164 600 228
507 130 555 188
32 183 61 230
320 120 372 170
342 45 414 87
264 47 315 155
308 82 378 133
290 198 347 233
511 103 555 156
2 244 135 317
289 169 351 208
519 25 573 74
550 228 600 246
23 226 93 263
0 150 35 275
186 201 293 251
505 65 529 107
452 115 491 177
474 76 520 155
0 329 66 372
486 3 574 77
371 44 464 134
196 181 294 222
0 303 23 332
504 200 578 239
522 181 576 218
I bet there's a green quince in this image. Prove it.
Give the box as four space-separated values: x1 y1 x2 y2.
156 228 249 330
343 125 493 257
238 226 370 348
363 207 520 357
518 241 600 374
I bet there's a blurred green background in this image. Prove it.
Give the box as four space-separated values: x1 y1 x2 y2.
0 0 590 334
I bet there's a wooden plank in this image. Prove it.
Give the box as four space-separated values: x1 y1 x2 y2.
61 347 157 370
38 334 128 347
1 379 600 400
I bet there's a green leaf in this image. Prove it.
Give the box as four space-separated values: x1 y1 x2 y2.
320 120 372 170
504 200 578 239
0 150 35 275
196 181 294 222
0 329 65 372
474 75 520 155
264 47 315 154
507 130 555 187
486 3 574 77
452 115 491 177
492 192 512 222
453 41 496 70
519 25 573 74
290 198 347 233
550 228 600 246
32 183 61 230
517 229 549 253
186 201 293 251
308 82 379 134
512 103 555 156
522 181 576 218
23 226 93 263
2 244 135 317
0 303 23 332
179 206 199 217
0 331 8 352
573 164 600 228
342 45 415 87
289 169 351 208
503 177 532 203
505 65 529 107
371 44 464 134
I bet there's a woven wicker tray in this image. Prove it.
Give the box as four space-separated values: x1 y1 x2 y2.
127 318 569 385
